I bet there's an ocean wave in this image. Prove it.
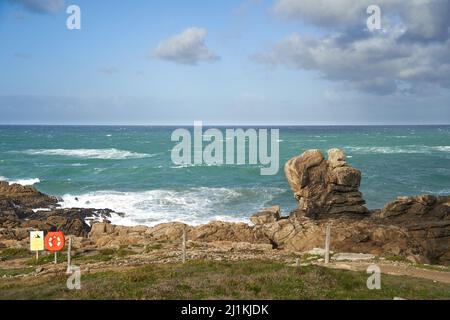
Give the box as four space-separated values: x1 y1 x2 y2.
20 148 153 160
345 146 450 154
430 146 450 152
0 176 40 186
59 187 286 227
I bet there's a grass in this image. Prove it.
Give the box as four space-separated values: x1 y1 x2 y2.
0 267 35 277
300 253 323 263
413 264 450 273
145 243 163 252
26 252 67 266
383 256 450 273
0 260 449 300
73 248 137 263
0 248 30 261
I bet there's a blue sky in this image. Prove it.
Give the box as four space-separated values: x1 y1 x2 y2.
1 0 449 125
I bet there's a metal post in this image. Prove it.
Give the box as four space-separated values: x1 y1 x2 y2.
54 252 57 264
325 224 331 264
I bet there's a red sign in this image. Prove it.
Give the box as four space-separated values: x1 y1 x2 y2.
44 232 65 252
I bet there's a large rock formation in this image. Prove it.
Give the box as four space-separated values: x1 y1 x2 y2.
0 181 58 211
285 149 368 218
374 195 450 264
277 148 449 264
1 153 449 265
88 221 271 248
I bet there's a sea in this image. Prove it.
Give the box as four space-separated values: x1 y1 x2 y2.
0 125 449 226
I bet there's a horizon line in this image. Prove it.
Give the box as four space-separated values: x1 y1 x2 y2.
0 123 449 127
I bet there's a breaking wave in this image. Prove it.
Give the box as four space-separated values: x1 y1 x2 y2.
59 187 286 226
20 148 153 160
346 146 450 154
0 176 40 186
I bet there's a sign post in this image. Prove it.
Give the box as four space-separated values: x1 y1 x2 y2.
30 231 44 260
45 232 65 264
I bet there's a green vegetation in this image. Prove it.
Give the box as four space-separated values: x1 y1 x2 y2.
0 266 34 277
26 252 67 266
145 243 163 252
0 248 30 261
73 248 137 263
0 260 449 300
413 264 450 273
384 256 450 272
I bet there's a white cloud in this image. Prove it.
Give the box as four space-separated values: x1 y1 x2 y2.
9 0 64 14
253 0 450 95
153 27 220 65
273 0 450 40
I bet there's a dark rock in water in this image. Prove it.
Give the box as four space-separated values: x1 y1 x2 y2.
0 181 59 209
0 181 122 237
284 149 368 218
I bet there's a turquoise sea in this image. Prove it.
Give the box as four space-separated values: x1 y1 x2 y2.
0 125 449 226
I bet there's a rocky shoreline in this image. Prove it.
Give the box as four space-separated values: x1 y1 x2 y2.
1 148 449 266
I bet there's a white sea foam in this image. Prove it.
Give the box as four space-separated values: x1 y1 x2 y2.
0 176 41 186
430 146 450 152
346 146 450 154
21 148 153 160
32 208 51 213
70 163 88 167
59 187 285 227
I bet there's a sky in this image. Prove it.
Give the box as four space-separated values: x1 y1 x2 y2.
0 0 450 125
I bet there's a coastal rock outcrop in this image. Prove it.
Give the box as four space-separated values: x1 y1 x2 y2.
0 181 58 209
0 181 120 238
374 195 450 263
1 153 449 265
277 149 449 264
88 221 271 248
258 215 430 262
250 206 281 225
285 149 368 218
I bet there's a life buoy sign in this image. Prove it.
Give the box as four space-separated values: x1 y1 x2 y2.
44 232 65 252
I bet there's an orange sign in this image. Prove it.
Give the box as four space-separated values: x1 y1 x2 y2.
44 232 65 252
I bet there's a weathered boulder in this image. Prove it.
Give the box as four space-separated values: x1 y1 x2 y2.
260 216 427 261
285 149 368 218
373 195 450 264
88 221 271 249
0 181 58 209
250 206 281 225
374 195 450 220
188 221 270 244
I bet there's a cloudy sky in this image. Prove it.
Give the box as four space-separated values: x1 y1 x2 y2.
0 0 449 124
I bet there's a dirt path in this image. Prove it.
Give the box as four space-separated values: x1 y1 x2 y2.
322 261 450 284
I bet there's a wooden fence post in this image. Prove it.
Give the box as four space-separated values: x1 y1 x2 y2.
325 224 331 264
182 228 187 264
66 236 72 274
